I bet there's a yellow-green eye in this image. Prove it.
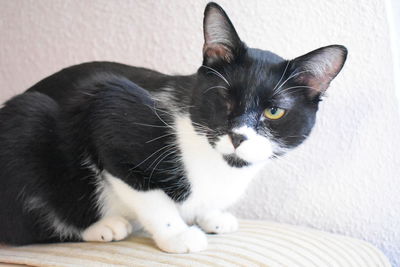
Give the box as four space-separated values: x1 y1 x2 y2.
263 107 286 120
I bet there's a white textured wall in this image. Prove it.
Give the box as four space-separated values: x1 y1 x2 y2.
1 0 399 265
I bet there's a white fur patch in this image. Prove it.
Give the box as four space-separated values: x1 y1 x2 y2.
213 125 274 163
156 225 207 253
82 216 132 242
174 115 265 224
215 134 235 154
233 126 274 163
100 172 187 234
197 211 239 234
94 172 208 252
83 115 269 252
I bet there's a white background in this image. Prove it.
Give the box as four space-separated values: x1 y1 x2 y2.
1 0 399 265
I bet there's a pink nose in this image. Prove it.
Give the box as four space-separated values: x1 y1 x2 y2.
229 133 247 149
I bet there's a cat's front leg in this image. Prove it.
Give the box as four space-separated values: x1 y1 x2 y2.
196 210 239 234
105 176 207 253
138 190 208 253
82 216 133 242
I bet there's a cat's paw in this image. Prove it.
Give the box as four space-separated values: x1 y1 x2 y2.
155 226 208 253
197 212 239 234
82 216 132 242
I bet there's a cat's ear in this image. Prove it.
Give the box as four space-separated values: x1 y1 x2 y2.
203 2 244 66
290 45 348 97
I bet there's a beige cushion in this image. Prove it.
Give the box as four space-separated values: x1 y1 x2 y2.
0 220 391 267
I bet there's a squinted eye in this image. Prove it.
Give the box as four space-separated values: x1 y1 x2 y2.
263 107 286 120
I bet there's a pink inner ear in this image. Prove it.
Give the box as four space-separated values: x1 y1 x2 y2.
297 54 345 95
302 74 331 96
203 43 234 64
291 45 347 97
295 70 335 98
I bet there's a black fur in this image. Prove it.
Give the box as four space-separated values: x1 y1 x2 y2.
0 2 347 245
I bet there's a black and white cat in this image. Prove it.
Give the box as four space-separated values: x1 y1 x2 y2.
0 3 347 253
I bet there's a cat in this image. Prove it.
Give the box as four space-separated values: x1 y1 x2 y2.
0 2 347 253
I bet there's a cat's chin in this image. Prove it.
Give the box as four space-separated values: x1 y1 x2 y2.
222 153 270 168
222 154 250 168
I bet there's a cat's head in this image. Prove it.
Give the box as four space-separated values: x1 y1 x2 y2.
189 2 347 167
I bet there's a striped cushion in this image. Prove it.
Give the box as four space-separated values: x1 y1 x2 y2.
0 220 391 267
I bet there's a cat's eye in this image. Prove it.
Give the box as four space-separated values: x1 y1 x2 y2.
263 107 286 120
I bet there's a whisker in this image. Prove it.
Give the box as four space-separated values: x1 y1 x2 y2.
191 122 216 133
177 104 196 110
163 166 183 174
132 122 169 128
192 125 213 132
274 70 312 95
201 65 231 86
145 146 177 171
145 133 175 143
203 85 228 94
147 105 175 117
81 91 95 97
279 85 317 93
152 106 174 129
147 150 177 189
272 60 291 91
129 143 176 171
273 85 318 98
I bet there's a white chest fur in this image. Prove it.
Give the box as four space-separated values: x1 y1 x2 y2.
98 115 265 227
174 115 264 223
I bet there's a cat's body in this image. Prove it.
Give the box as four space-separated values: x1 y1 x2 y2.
0 3 347 252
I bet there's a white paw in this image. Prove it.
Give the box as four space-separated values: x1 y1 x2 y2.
197 212 239 234
82 216 132 242
155 226 208 253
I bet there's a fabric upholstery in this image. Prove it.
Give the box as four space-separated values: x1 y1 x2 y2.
0 220 391 267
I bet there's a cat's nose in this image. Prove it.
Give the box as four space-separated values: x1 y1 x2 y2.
229 133 247 149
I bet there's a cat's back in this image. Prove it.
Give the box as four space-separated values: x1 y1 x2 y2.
27 62 169 104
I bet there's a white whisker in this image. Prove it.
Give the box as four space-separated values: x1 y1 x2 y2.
147 150 177 189
274 70 312 95
132 122 169 128
129 143 176 171
153 107 174 129
146 146 177 171
201 65 231 86
272 60 291 91
145 133 175 143
203 85 228 94
191 121 216 133
272 85 318 97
